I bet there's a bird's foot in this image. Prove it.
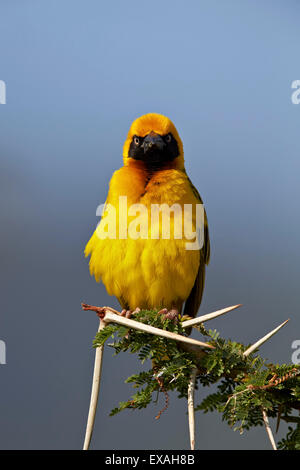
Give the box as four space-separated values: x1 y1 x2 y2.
157 308 180 323
119 308 141 339
120 307 141 319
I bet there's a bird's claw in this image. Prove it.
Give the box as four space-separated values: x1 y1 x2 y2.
119 308 141 339
158 308 180 322
120 307 141 319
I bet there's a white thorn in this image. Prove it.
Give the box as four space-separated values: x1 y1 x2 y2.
103 310 214 349
83 319 106 450
182 305 242 328
262 407 277 450
188 368 197 450
243 319 289 357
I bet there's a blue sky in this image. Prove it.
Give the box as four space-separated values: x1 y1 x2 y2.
0 0 300 450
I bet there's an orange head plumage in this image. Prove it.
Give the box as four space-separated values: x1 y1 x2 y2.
123 113 184 171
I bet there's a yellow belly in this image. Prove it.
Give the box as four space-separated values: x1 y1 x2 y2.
85 166 201 310
86 233 199 309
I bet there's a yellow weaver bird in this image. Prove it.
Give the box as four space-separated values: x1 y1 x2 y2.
85 113 210 321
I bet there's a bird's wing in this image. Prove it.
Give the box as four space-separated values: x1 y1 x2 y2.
183 177 210 319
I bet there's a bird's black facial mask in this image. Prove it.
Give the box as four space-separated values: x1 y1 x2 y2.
129 131 179 169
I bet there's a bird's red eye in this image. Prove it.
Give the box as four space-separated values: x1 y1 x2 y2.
134 136 140 145
165 134 172 143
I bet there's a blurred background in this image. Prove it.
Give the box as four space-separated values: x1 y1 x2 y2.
0 0 299 450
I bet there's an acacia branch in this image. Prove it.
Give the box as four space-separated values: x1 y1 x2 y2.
82 304 214 350
188 368 197 450
82 302 300 450
83 318 106 450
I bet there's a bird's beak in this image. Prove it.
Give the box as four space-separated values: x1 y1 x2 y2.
142 132 166 154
